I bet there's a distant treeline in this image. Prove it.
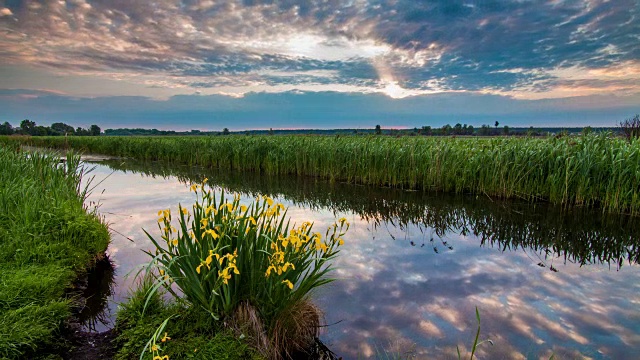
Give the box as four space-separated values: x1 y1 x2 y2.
103 124 618 136
0 119 622 137
0 119 100 136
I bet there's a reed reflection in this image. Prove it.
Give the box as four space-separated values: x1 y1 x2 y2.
78 255 115 332
96 159 640 271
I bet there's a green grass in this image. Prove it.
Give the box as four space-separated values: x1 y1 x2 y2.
114 277 264 360
0 146 110 359
3 133 639 215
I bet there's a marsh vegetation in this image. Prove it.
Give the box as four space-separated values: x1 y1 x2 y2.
5 133 640 215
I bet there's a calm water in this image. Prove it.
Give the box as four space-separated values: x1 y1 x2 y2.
83 159 640 359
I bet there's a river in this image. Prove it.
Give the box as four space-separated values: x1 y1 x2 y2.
81 158 640 359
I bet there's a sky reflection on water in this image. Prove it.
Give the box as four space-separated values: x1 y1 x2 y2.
84 160 640 359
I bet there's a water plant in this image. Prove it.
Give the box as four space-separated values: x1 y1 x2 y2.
457 307 493 360
4 132 639 215
141 180 348 359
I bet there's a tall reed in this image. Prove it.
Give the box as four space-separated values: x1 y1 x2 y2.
4 133 639 214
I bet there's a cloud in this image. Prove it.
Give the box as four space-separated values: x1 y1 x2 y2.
0 0 638 100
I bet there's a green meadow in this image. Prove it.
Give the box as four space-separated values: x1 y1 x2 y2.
0 146 110 358
5 133 640 215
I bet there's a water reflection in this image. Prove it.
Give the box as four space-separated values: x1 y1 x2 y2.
78 256 115 332
97 159 640 271
89 159 640 359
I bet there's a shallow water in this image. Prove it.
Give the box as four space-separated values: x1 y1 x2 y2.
84 159 640 359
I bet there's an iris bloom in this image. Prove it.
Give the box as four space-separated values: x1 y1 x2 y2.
161 332 171 342
282 280 294 290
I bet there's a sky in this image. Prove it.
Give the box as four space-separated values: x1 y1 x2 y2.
1 0 639 130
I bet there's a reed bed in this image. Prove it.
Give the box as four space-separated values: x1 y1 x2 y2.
4 133 639 215
0 146 110 358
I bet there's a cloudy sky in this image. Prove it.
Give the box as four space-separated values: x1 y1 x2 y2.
1 0 639 130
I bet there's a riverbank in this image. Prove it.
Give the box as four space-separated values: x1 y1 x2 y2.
0 146 110 358
3 133 639 215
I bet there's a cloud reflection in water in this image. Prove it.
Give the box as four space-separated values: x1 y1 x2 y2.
87 160 640 359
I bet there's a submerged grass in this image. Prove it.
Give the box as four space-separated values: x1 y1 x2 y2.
0 146 110 359
4 133 639 215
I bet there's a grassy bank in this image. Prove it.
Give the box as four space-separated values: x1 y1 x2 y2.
114 279 263 360
3 133 639 214
0 145 110 358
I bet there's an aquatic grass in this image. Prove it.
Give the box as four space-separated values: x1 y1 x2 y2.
5 133 639 214
141 181 348 359
457 307 493 360
0 146 110 358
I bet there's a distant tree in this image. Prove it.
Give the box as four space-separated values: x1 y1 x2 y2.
51 122 75 136
453 123 463 135
619 114 640 141
375 124 381 135
466 124 474 135
441 124 452 136
503 125 510 135
268 128 274 135
76 127 90 136
0 121 14 135
222 128 230 135
479 124 491 136
90 124 101 136
20 119 36 135
34 126 51 136
582 126 593 136
421 126 432 136
494 121 500 128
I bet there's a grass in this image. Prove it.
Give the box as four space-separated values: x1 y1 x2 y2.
0 145 110 359
114 277 263 360
3 133 639 215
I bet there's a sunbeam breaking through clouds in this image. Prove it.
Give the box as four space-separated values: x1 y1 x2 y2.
0 0 638 129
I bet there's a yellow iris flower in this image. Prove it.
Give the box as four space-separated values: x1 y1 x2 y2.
282 280 294 290
161 332 171 342
265 265 277 277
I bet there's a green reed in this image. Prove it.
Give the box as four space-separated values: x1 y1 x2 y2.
4 133 639 215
